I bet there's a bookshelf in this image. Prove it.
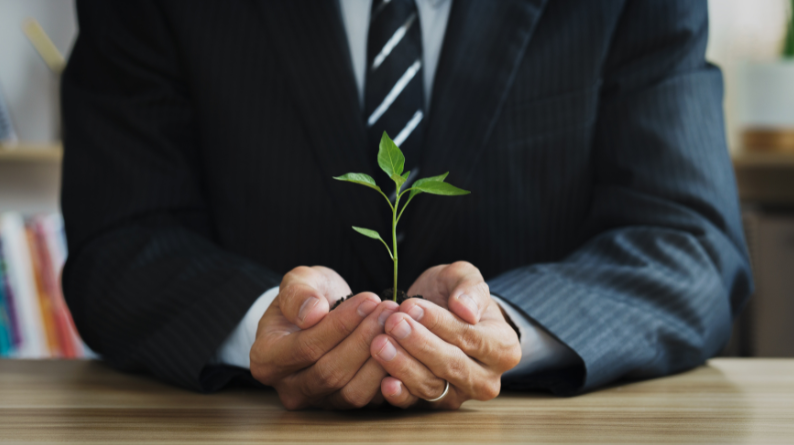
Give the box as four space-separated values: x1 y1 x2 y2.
733 151 794 206
0 143 62 162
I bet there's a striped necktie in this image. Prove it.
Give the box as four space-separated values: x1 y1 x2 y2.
365 0 425 183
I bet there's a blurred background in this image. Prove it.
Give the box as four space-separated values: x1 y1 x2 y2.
0 0 792 359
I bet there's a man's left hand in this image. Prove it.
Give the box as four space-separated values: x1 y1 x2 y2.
370 262 522 409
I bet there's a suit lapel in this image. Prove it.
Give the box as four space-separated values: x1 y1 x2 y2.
252 1 391 286
402 0 549 282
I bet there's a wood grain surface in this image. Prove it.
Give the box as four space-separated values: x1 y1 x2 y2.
1 359 793 444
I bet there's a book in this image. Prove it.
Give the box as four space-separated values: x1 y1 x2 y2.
40 215 84 358
26 226 61 357
31 216 80 358
0 213 90 359
0 243 11 356
0 241 21 350
0 213 48 358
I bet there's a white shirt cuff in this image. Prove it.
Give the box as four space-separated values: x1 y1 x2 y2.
213 286 280 369
491 295 578 379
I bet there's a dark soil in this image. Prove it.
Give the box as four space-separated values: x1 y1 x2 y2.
379 288 424 305
331 294 354 311
331 289 423 310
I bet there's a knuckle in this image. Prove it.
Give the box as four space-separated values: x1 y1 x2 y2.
278 284 304 309
415 334 435 357
458 324 484 354
292 265 313 276
424 311 441 333
420 380 445 400
329 313 355 337
250 349 279 385
295 336 325 364
440 264 461 280
340 389 370 409
450 261 472 272
279 391 308 411
444 355 468 386
492 329 522 371
500 343 522 371
250 363 279 386
314 364 346 391
476 379 501 401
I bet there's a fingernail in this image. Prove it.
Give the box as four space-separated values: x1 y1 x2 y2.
407 305 424 321
459 294 479 318
390 382 403 397
377 340 397 361
390 319 412 339
378 309 396 327
298 297 319 323
357 299 379 317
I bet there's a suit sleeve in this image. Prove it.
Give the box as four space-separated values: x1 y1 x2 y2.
489 0 753 395
61 0 280 391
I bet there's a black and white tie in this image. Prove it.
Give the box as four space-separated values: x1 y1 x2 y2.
365 0 425 182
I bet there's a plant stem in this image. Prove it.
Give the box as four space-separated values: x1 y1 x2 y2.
396 188 415 223
392 191 400 301
377 189 395 212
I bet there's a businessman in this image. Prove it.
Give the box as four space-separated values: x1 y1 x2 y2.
61 0 752 410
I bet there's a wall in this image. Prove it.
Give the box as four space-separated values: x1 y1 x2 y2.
0 0 77 143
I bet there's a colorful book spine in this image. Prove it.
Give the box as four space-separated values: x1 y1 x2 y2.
0 243 11 355
38 214 84 357
0 213 48 358
26 226 61 357
0 213 89 359
0 243 21 350
32 217 78 358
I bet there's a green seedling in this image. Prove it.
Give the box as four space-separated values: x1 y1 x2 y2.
334 131 470 301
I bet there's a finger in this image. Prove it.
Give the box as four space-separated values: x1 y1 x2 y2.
438 261 490 324
383 312 502 401
278 266 353 329
406 265 446 307
370 334 449 402
381 376 419 409
290 301 398 398
323 358 388 410
253 292 382 378
398 298 521 371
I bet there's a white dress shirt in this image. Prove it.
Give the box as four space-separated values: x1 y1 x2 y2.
215 0 578 380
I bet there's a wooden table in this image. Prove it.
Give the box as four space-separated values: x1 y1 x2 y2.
1 359 793 444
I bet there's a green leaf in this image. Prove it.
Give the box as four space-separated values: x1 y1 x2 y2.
409 172 450 199
352 226 384 240
333 173 381 192
411 179 470 196
351 226 394 259
394 170 410 191
377 132 405 178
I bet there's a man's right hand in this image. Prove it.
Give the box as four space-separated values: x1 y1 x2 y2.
249 266 398 410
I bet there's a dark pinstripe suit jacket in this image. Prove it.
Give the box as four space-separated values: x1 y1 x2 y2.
61 0 752 395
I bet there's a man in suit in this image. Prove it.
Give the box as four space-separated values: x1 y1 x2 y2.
61 0 752 410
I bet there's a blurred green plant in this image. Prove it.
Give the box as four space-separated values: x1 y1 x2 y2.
784 0 794 58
